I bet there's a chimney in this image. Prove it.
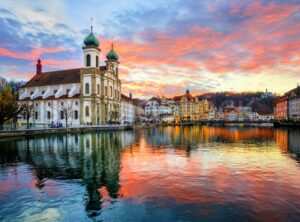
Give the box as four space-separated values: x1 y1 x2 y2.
36 58 42 75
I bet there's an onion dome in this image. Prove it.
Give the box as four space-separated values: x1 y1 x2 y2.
84 26 99 47
106 43 119 61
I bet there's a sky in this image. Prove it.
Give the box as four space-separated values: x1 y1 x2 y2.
0 0 300 98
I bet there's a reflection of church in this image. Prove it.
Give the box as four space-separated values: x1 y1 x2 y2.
0 131 136 218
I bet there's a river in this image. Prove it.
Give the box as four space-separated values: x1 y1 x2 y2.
0 126 300 221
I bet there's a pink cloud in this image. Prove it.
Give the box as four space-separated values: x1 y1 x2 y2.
0 47 71 60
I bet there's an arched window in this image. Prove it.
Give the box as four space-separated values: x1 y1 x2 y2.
85 83 90 94
86 54 91 67
85 106 89 117
96 56 99 67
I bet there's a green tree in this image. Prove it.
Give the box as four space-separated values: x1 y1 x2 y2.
0 80 22 130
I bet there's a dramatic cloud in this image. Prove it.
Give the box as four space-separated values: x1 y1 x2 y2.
0 0 299 97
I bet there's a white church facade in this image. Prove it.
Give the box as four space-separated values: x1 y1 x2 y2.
18 26 134 126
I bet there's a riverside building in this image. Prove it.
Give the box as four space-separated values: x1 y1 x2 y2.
18 26 125 126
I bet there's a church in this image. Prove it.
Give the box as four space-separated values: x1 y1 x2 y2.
18 26 124 126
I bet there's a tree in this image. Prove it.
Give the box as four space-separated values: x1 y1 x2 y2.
20 101 34 129
0 79 23 130
61 103 73 127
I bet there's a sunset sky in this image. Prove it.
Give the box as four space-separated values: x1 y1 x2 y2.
0 0 300 98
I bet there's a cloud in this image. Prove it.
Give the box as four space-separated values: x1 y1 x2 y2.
1 0 300 97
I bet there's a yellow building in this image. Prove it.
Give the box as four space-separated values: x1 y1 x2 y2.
198 99 210 119
174 89 199 121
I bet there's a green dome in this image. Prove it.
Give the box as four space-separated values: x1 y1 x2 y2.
84 31 99 47
106 45 119 60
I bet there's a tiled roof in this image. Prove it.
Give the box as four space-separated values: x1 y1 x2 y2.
21 68 81 88
121 93 133 102
173 92 194 101
285 86 300 97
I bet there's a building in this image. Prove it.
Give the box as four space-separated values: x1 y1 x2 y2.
121 93 136 125
198 99 210 120
287 86 300 121
174 89 199 121
144 96 178 123
275 96 288 120
18 26 122 126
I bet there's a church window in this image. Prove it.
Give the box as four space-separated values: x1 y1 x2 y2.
74 110 78 119
86 54 91 67
85 106 90 117
96 56 99 67
85 83 90 94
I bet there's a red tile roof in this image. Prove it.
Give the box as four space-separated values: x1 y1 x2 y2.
21 68 81 88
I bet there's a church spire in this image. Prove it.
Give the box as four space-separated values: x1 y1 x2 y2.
90 17 93 33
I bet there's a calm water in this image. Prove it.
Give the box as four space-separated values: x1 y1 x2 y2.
0 126 300 222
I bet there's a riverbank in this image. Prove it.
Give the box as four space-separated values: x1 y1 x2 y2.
142 121 274 128
0 125 133 138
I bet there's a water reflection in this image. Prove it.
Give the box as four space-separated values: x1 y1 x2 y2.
0 131 137 219
0 127 300 221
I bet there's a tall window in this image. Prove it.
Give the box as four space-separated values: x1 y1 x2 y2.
96 56 99 67
60 111 64 119
85 83 90 94
85 106 90 117
35 112 38 120
86 54 91 67
110 86 113 97
47 111 51 120
97 84 100 95
74 110 78 120
105 86 107 96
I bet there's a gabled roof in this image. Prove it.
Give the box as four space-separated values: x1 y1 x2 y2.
121 93 133 103
21 68 81 88
285 86 300 98
173 92 194 101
